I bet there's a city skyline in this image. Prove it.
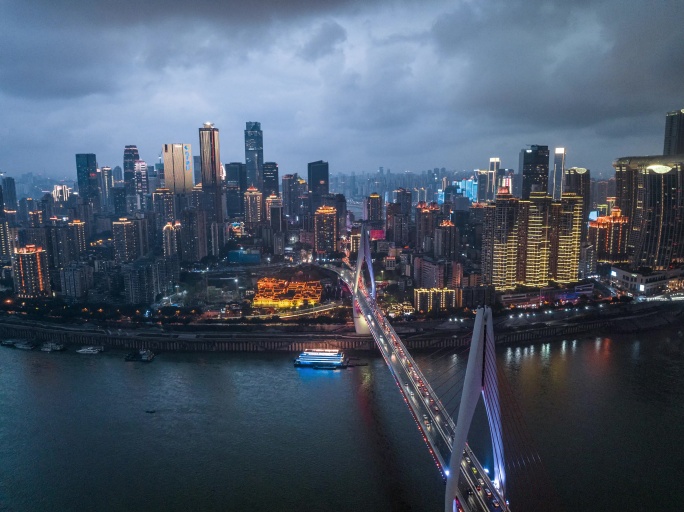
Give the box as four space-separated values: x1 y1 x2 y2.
1 0 683 179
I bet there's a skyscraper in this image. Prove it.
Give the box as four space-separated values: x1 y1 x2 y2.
550 148 566 200
664 109 684 156
1 177 17 211
482 188 519 289
565 167 591 243
308 160 329 212
282 173 299 219
75 153 98 204
199 122 225 227
619 156 684 270
245 122 263 189
163 143 194 195
364 192 383 222
123 145 140 196
262 162 279 197
519 145 549 200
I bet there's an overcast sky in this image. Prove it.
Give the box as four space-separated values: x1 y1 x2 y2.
1 0 682 181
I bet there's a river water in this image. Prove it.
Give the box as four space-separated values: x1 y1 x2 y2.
0 330 682 512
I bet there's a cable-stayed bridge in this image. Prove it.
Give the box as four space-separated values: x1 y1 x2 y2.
321 225 555 511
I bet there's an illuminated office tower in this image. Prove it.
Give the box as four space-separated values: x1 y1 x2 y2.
199 122 224 225
98 166 113 211
564 167 591 243
482 188 519 290
588 208 629 264
245 122 264 190
553 193 583 283
664 109 684 156
364 192 383 222
627 157 684 270
550 148 566 200
308 160 329 212
162 143 194 195
518 192 553 288
123 145 140 196
263 162 279 197
12 245 51 298
75 153 98 204
244 186 263 227
613 157 639 247
314 206 338 254
519 145 549 200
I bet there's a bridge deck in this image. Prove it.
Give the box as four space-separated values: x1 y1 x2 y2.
332 266 510 512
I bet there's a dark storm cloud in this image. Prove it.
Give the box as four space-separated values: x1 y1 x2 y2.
0 0 682 178
298 21 347 61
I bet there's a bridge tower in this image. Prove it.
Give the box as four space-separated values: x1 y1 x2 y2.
445 306 506 511
352 224 375 335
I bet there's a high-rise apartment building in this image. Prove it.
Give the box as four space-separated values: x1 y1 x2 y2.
434 220 459 261
664 109 684 156
314 206 338 254
162 143 194 195
180 208 207 262
112 218 142 263
75 153 98 204
263 162 279 197
550 148 566 200
554 193 583 284
415 201 440 252
163 222 179 258
482 188 519 289
519 145 549 200
308 160 329 212
244 186 263 227
281 174 299 219
245 122 263 189
12 245 51 298
392 188 412 217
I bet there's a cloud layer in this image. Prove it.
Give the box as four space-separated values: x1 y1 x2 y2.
1 0 682 180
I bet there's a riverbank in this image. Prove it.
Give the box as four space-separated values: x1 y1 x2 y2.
1 301 683 352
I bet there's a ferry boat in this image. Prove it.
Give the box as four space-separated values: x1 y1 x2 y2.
294 349 348 369
14 341 36 350
76 346 103 354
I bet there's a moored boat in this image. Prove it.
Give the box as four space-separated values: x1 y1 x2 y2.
14 341 36 350
41 342 66 352
76 346 103 354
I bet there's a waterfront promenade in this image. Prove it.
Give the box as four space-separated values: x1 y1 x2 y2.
1 301 682 353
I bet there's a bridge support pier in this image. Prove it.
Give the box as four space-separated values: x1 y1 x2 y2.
352 300 371 335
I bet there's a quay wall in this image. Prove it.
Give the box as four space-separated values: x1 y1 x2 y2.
0 304 682 353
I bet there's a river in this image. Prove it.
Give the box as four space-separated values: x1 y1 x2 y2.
1 329 682 511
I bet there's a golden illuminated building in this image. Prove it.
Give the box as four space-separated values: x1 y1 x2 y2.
483 188 519 290
413 288 456 313
314 205 337 253
588 208 629 263
12 245 51 298
554 193 583 284
252 277 323 308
